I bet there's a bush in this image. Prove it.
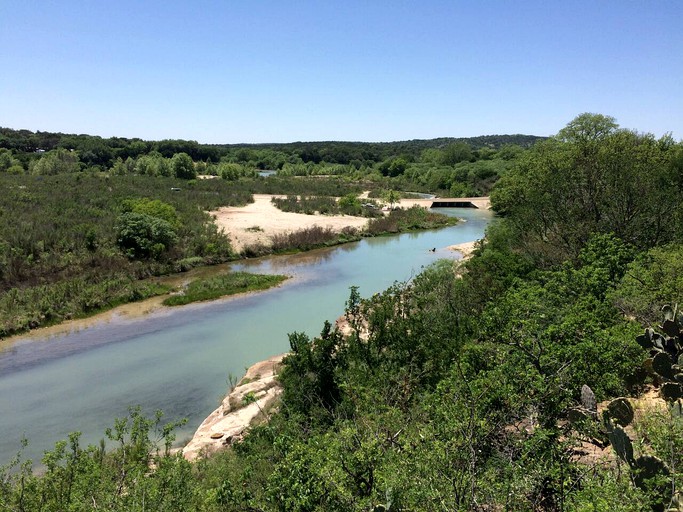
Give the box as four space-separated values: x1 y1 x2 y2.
116 212 178 259
270 226 350 252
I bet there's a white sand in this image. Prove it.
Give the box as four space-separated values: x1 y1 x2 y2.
210 195 370 253
447 240 478 259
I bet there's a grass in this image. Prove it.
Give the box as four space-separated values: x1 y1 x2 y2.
366 205 459 235
162 271 288 306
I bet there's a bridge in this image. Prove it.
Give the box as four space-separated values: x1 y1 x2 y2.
402 196 491 210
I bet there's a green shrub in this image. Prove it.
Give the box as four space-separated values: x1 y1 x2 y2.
162 272 287 306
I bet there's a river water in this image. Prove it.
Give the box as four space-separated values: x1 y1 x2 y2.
0 208 492 465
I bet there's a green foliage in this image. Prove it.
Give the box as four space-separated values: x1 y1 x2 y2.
0 148 23 173
0 173 247 334
121 197 180 227
337 192 363 214
481 237 643 426
5 115 683 510
116 212 178 259
271 194 379 217
365 205 458 235
381 189 401 209
491 113 682 265
269 225 361 253
607 419 676 510
378 157 408 177
171 152 196 179
634 305 683 401
0 408 194 512
610 245 683 325
0 276 172 337
29 148 81 175
441 141 474 165
162 272 287 306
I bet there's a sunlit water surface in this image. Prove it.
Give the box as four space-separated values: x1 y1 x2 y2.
0 208 492 465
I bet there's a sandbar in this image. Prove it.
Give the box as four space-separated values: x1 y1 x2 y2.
209 194 370 253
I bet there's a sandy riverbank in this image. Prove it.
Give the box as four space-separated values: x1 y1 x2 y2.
210 194 370 253
448 240 478 259
209 194 490 254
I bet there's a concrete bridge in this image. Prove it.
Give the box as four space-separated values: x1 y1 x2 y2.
402 196 491 210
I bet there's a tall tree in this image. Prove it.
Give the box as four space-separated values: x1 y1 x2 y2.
171 152 196 179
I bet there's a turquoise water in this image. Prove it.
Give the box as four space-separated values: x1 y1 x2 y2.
0 208 492 465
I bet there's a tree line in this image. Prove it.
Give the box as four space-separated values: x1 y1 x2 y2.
0 127 540 197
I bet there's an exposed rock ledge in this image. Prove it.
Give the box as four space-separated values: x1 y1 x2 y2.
182 354 285 461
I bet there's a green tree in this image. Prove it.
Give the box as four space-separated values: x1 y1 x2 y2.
29 148 81 175
338 193 362 214
0 149 22 173
557 112 619 143
383 189 401 209
171 152 196 179
379 157 407 177
116 212 178 259
442 142 474 165
122 197 180 228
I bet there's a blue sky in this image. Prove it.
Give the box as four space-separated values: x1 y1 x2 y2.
1 1 681 143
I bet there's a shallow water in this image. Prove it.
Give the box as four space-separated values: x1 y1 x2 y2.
0 208 492 465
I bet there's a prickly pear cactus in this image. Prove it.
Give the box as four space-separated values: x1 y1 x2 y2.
581 384 597 419
661 382 683 401
652 352 676 381
606 397 634 427
607 424 635 466
633 454 669 484
633 454 671 510
671 399 683 419
637 305 683 401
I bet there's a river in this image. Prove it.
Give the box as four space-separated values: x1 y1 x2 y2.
0 208 492 465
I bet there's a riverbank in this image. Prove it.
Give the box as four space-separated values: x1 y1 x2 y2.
181 236 483 460
448 240 478 259
182 354 285 461
0 269 296 351
210 194 369 253
0 200 453 345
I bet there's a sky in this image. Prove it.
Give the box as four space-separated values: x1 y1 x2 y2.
1 1 681 143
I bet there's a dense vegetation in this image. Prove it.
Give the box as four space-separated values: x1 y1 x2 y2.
270 195 383 218
3 114 683 510
0 174 251 337
0 126 535 336
245 207 458 257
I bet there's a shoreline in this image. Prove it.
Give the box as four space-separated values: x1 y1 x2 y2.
181 354 285 461
210 194 370 254
0 271 296 350
447 240 478 259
